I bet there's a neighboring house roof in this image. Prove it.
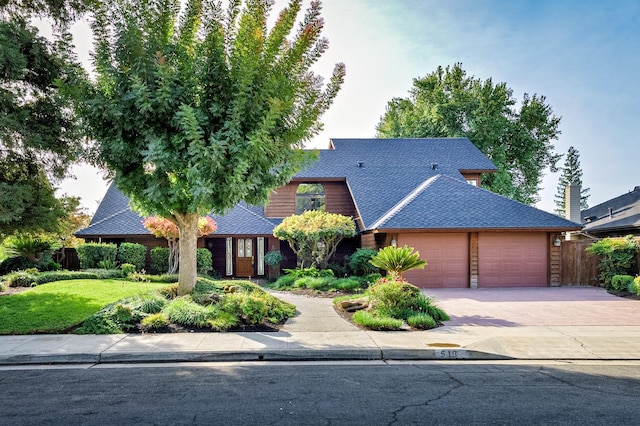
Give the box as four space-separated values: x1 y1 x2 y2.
76 138 580 238
581 186 640 236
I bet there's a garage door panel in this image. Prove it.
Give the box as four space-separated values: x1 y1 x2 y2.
399 233 468 288
479 233 547 287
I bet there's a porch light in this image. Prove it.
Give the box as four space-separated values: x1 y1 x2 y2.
553 236 562 247
391 238 397 247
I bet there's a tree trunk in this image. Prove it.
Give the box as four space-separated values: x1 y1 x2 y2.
175 213 199 296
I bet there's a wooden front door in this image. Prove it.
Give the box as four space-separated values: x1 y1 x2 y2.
236 238 254 277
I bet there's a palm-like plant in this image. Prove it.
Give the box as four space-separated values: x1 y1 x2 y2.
369 245 427 280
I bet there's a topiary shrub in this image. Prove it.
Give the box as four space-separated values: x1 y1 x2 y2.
77 243 117 269
117 243 146 271
196 248 213 275
150 247 170 274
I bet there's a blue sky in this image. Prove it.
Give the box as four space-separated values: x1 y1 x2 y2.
59 0 640 214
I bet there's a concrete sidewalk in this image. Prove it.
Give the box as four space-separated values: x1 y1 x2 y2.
1 288 640 365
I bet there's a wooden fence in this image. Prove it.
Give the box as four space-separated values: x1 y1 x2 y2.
559 237 640 286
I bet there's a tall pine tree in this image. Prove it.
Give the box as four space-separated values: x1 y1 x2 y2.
554 146 589 216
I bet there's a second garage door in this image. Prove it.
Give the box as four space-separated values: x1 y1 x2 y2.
398 233 469 288
478 233 548 287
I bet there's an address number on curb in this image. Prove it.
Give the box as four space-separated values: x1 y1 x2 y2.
436 349 469 359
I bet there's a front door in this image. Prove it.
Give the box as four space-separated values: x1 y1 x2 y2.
236 238 254 277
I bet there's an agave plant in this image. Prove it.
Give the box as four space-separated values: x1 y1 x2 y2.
369 245 427 280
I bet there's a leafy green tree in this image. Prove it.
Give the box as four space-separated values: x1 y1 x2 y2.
554 146 590 216
78 0 345 295
369 245 426 281
273 210 356 269
0 12 85 239
1 0 95 23
376 63 561 204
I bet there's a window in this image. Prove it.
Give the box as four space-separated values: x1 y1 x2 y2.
466 179 478 186
296 183 326 214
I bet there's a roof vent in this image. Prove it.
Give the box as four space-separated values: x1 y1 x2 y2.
634 186 640 192
356 161 364 168
584 215 596 223
608 207 613 219
431 163 438 170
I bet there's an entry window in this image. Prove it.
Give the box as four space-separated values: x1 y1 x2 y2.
296 183 325 214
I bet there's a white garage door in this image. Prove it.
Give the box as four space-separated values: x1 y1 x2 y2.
478 233 548 287
399 233 469 288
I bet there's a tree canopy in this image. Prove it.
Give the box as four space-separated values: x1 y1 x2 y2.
273 210 356 269
376 63 562 205
78 0 344 294
554 146 589 216
0 9 86 239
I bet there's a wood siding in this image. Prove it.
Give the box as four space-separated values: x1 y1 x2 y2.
559 240 599 286
265 181 356 218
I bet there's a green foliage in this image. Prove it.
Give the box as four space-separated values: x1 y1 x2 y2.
163 297 219 328
376 63 561 204
352 310 403 331
221 293 268 325
117 243 146 271
3 270 110 287
271 274 297 289
196 248 212 275
264 250 286 266
0 16 86 239
120 263 136 277
284 267 335 279
274 210 356 268
586 237 640 286
332 278 362 291
611 275 635 292
98 259 117 270
368 279 421 310
76 243 117 269
407 313 437 330
554 146 590 216
347 248 380 276
369 245 427 280
77 0 344 294
634 277 640 297
140 313 170 330
150 247 170 274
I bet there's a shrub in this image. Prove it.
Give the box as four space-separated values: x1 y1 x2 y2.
206 311 239 331
327 262 348 278
264 250 285 266
332 277 361 291
98 259 117 270
348 248 380 276
120 263 136 277
586 237 640 286
634 276 640 296
369 245 427 280
352 310 403 330
407 313 437 329
126 293 168 314
272 274 296 289
4 271 38 287
77 243 118 269
150 247 170 274
611 275 635 292
117 243 146 271
0 281 5 292
358 273 382 288
75 314 124 334
140 313 170 330
368 279 421 311
83 268 125 279
196 248 213 275
283 267 334 279
0 256 32 274
163 297 219 327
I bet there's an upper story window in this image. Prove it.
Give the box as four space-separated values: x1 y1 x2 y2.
466 179 478 186
296 183 326 214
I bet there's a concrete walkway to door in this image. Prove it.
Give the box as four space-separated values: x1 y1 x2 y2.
424 286 640 327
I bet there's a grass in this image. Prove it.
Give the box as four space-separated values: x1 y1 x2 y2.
0 280 166 334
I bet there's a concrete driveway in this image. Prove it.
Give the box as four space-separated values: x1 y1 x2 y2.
424 286 640 327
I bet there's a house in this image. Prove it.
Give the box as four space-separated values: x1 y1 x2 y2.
581 186 640 237
76 138 581 288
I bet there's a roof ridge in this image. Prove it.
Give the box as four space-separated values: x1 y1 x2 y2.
81 208 131 231
369 175 441 230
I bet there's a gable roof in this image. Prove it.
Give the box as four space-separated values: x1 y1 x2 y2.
76 185 280 237
370 174 581 230
298 138 497 229
581 186 640 235
77 138 580 238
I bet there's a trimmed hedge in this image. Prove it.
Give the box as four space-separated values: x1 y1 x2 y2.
77 243 117 269
117 243 146 271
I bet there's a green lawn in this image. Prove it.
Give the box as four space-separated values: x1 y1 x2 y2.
0 280 167 334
